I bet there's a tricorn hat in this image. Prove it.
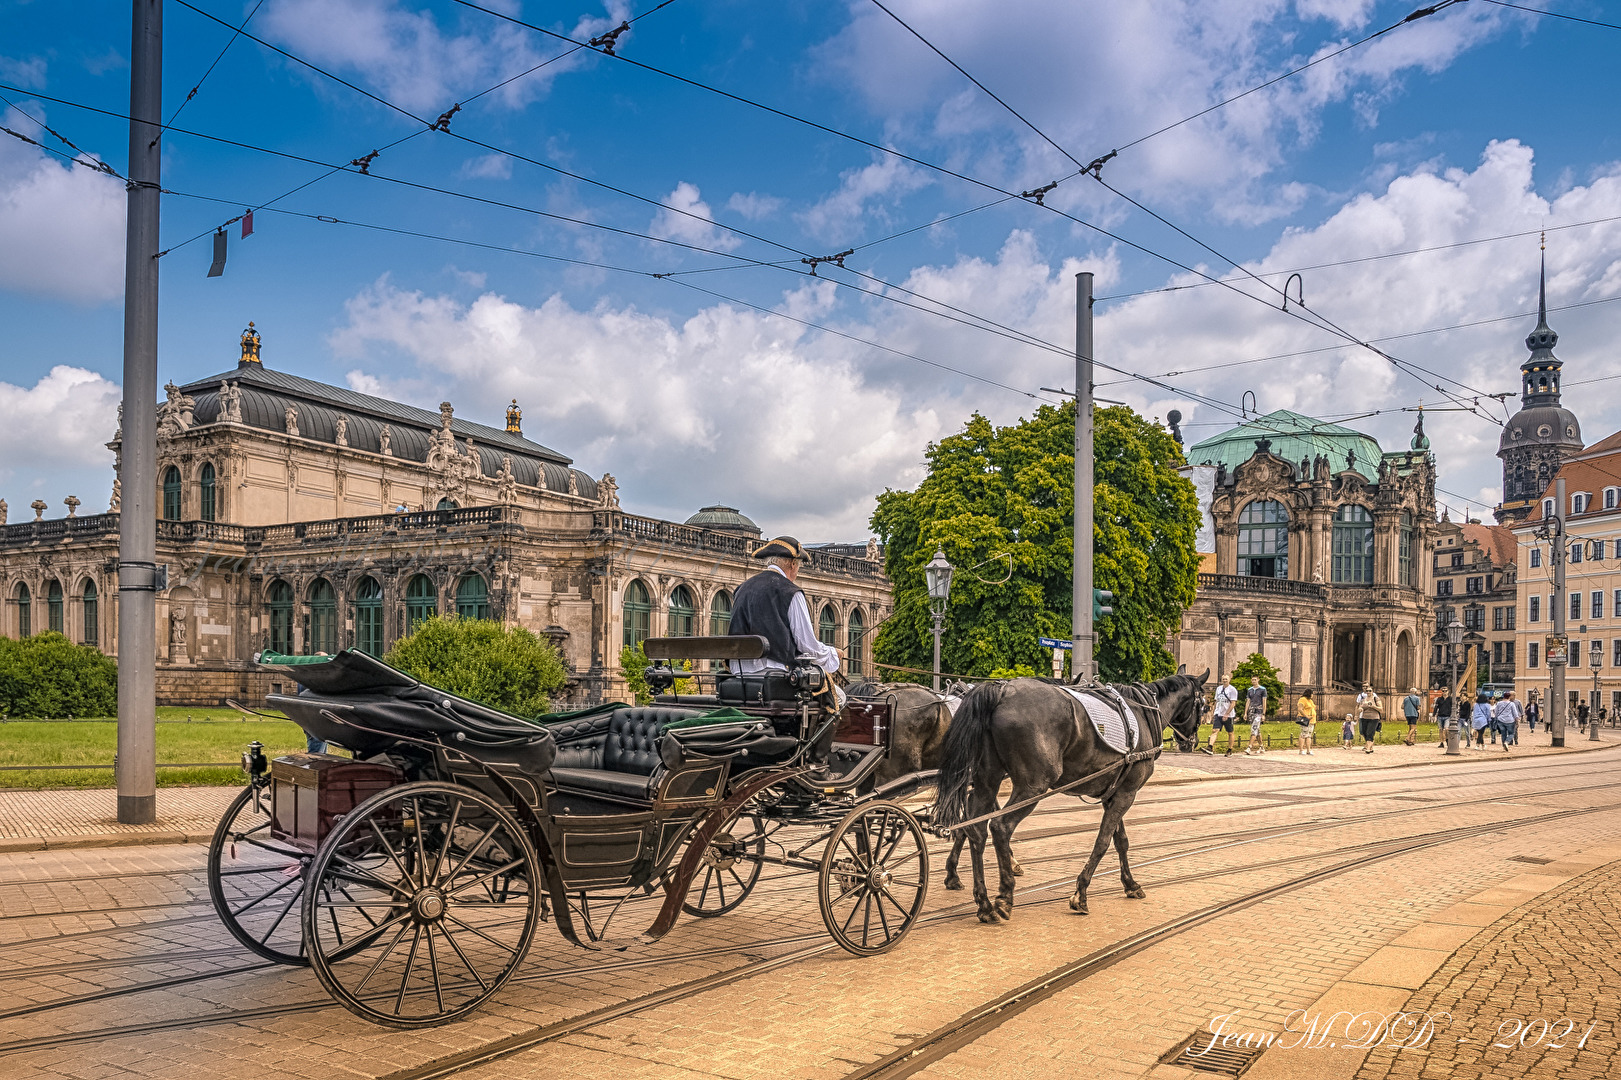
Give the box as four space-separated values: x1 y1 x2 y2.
753 535 807 561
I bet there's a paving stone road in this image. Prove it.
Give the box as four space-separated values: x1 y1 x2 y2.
1 742 1619 1080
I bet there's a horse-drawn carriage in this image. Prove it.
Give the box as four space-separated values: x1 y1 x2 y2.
208 635 938 1027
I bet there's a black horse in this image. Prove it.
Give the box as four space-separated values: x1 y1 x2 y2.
933 671 1207 923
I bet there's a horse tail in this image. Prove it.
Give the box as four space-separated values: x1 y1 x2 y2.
934 681 1005 827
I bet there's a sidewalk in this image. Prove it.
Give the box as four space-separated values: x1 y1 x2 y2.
0 785 239 851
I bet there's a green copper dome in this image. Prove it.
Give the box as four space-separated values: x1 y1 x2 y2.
685 505 761 536
1186 409 1385 477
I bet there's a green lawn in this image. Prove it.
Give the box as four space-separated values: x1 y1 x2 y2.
0 713 324 789
1186 720 1446 750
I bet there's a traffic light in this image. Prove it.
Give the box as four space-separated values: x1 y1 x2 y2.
1093 588 1114 620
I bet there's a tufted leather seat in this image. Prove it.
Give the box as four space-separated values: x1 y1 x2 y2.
548 707 702 802
716 673 797 704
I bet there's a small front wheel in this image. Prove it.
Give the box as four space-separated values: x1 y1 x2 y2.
302 782 541 1027
818 801 929 956
682 811 766 918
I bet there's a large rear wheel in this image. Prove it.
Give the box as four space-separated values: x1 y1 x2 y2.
818 801 928 956
207 782 310 965
302 782 541 1027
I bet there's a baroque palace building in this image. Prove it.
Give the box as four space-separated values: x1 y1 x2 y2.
1173 409 1437 719
0 325 890 706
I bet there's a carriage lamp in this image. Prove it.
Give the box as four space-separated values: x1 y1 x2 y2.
925 549 954 693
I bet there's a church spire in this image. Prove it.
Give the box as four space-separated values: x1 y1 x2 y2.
1521 237 1561 403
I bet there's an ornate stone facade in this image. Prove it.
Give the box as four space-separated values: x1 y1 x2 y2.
1174 411 1437 718
0 327 890 705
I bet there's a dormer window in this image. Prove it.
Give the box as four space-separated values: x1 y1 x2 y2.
1606 488 1620 510
1573 493 1591 515
1544 498 1556 519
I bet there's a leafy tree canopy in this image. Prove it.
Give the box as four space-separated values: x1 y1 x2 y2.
871 403 1200 683
1229 652 1285 717
0 633 119 718
385 616 567 719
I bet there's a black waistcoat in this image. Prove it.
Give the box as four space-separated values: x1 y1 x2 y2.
729 569 802 666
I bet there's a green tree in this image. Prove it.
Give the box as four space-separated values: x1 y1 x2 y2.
385 616 567 719
871 403 1200 682
0 633 119 718
1229 652 1285 717
618 644 695 705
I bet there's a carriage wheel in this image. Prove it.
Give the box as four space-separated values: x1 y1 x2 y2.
207 782 311 965
818 801 929 957
302 782 541 1027
681 811 766 918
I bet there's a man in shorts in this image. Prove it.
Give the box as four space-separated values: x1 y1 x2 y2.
1210 675 1239 755
1243 676 1268 755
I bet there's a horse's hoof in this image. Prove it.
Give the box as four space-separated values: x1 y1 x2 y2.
992 897 1013 921
977 908 1000 924
1010 859 1025 878
1125 887 1146 900
1068 891 1089 915
943 876 962 891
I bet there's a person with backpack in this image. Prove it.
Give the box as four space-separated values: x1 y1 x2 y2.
1209 675 1239 755
1471 692 1492 747
1295 688 1317 755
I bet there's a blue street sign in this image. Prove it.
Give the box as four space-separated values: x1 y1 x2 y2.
1038 637 1073 649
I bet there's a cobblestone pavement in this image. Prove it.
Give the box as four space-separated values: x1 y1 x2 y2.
0 787 238 848
1 747 1620 1080
1352 860 1621 1080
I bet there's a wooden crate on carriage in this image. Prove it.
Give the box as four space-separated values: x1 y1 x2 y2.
269 753 405 852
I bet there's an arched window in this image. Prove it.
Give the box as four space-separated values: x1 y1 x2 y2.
307 579 337 655
1332 505 1374 583
623 579 651 647
162 465 182 520
455 573 490 620
46 579 63 635
436 497 458 510
1237 499 1289 578
1398 510 1414 586
15 583 31 637
818 605 837 647
847 608 866 676
709 590 732 636
667 585 696 637
82 580 97 645
405 575 437 633
267 581 294 654
354 577 383 656
199 463 216 522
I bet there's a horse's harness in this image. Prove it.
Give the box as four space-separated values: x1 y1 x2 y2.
941 682 1165 833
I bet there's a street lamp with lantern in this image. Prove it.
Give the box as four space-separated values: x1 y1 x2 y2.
1591 647 1604 742
924 549 954 693
1445 616 1464 755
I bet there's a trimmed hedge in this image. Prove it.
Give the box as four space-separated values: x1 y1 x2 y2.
0 633 119 718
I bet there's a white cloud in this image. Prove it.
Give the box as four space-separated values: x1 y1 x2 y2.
0 107 124 304
459 153 512 180
0 367 120 497
346 370 386 395
648 182 742 253
798 155 932 242
726 191 785 221
0 55 47 88
260 0 628 113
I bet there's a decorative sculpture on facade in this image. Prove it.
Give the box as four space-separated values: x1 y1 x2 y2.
240 321 261 364
866 537 880 563
598 473 619 509
30 500 47 521
115 402 123 442
156 381 196 438
0 499 6 525
64 496 79 518
379 424 392 456
284 404 299 437
567 470 580 497
109 480 120 513
334 415 348 447
217 380 243 423
170 608 187 651
496 456 519 504
506 399 522 435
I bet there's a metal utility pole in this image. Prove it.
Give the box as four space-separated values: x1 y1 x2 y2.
117 0 162 825
1072 271 1096 683
1551 477 1567 747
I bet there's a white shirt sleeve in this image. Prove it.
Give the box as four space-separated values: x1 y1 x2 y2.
787 591 840 674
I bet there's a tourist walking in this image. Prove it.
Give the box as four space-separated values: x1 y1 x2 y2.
1296 688 1317 755
1209 675 1239 755
1435 693 1453 748
1489 695 1500 744
1243 676 1268 755
1577 700 1590 733
1472 692 1492 747
1341 714 1355 749
1402 687 1422 745
1356 683 1383 754
1526 696 1540 733
1497 690 1522 749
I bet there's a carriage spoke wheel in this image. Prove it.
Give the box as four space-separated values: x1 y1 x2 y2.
682 812 766 918
302 782 541 1027
208 782 313 965
817 801 929 957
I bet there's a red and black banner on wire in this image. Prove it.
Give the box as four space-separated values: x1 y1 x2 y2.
206 210 255 277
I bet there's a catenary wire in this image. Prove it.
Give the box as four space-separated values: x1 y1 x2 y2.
1478 0 1621 32
160 0 267 139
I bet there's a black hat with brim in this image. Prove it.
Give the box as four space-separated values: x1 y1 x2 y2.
753 536 806 560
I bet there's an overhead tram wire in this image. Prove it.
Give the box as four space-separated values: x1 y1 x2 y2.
864 0 1503 422
160 0 267 141
1478 0 1621 32
0 88 122 177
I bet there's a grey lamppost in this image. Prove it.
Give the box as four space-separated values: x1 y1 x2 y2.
1445 617 1463 756
924 549 954 694
1591 649 1603 742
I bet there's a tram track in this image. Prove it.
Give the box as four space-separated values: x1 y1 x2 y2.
4 773 1620 1061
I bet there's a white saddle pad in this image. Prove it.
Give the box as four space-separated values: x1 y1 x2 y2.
1060 687 1138 754
943 694 963 717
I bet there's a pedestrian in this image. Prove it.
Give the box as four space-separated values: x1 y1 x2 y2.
1498 690 1522 750
1526 696 1539 734
1340 714 1355 749
1296 688 1317 755
1401 686 1422 746
1489 695 1499 744
1577 700 1590 733
1471 692 1492 747
1210 675 1239 755
1435 692 1453 748
1243 676 1268 755
1356 683 1382 754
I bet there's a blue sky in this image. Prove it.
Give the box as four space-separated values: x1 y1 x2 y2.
3 0 1621 537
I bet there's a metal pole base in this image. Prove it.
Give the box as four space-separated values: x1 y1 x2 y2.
1444 721 1461 756
117 794 156 825
1591 720 1603 742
